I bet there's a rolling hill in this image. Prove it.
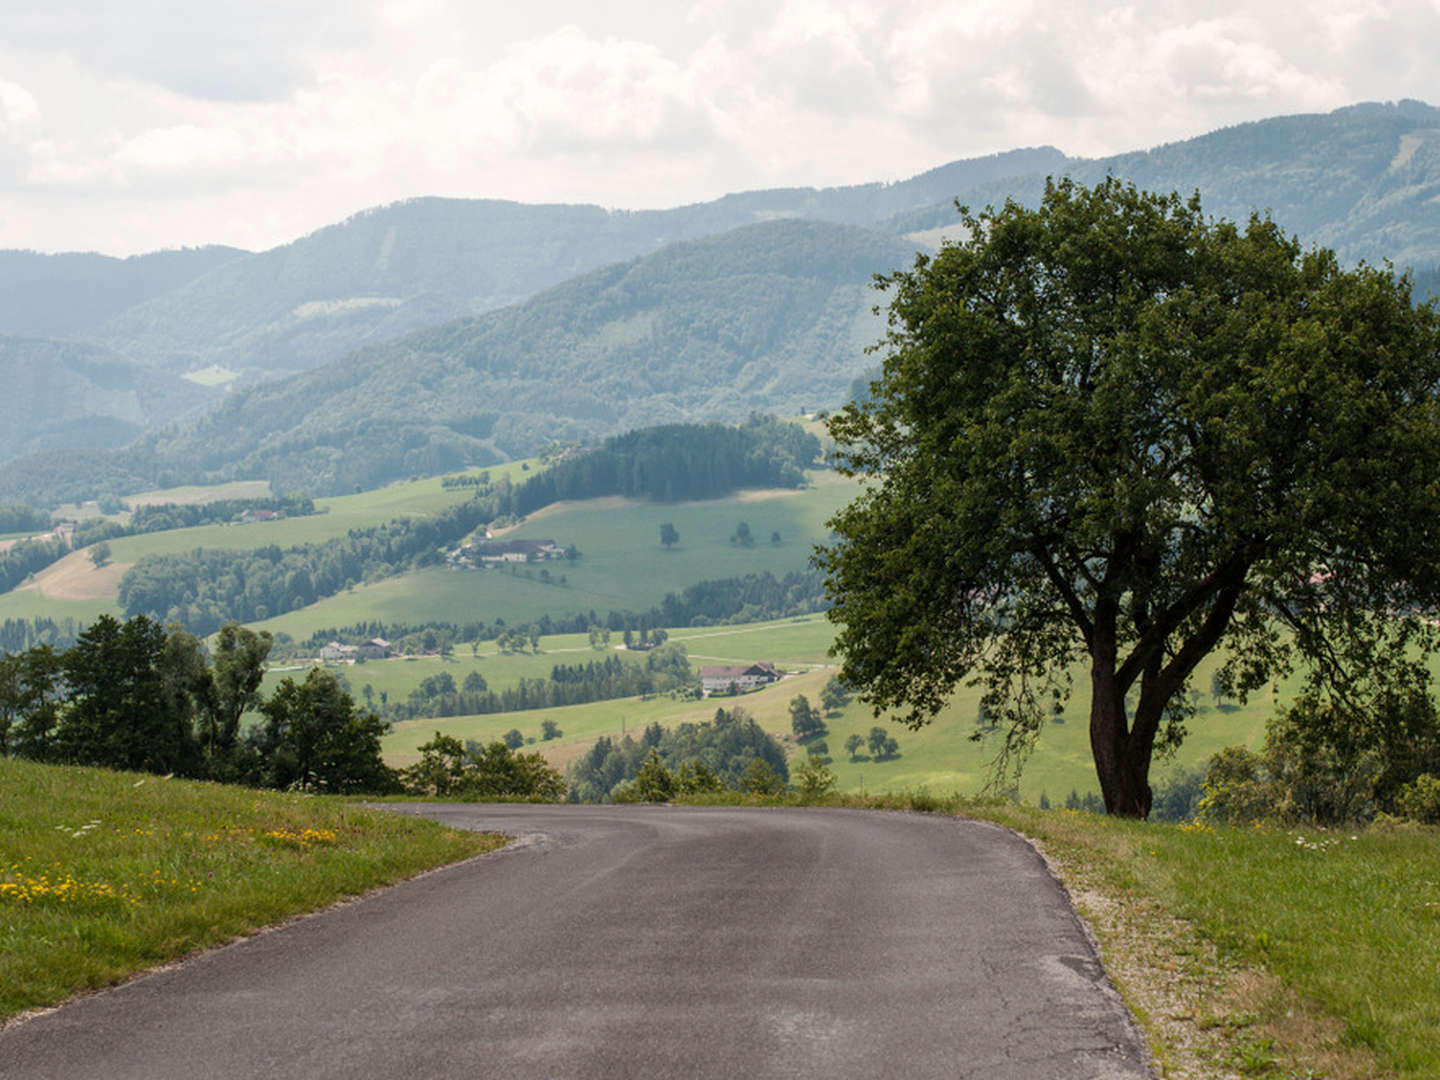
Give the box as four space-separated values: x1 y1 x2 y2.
30 220 918 499
0 246 246 341
66 104 1440 389
892 99 1440 272
0 336 218 462
71 147 1066 383
4 101 1440 498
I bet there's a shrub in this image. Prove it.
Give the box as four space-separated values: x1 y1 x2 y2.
792 753 838 800
1395 773 1440 824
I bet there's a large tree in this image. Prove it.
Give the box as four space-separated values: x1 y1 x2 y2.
258 668 395 794
202 622 273 780
57 614 199 774
818 178 1440 818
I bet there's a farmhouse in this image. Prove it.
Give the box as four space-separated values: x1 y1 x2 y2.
357 638 391 659
319 641 356 662
468 538 560 564
700 662 781 696
239 508 278 524
319 638 390 662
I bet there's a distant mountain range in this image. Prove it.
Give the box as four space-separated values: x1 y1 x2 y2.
3 100 1439 504
0 336 214 463
892 99 1440 272
64 220 916 499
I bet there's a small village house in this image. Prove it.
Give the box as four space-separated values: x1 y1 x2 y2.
700 662 781 696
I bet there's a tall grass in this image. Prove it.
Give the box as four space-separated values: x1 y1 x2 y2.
0 757 502 1020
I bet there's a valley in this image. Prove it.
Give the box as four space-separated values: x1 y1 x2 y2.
3 100 1438 815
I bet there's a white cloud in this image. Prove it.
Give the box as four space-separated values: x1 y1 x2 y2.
1 0 373 101
0 79 41 186
0 79 41 131
423 27 715 155
1 0 1438 254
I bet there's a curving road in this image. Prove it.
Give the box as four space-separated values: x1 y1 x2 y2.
1 805 1151 1079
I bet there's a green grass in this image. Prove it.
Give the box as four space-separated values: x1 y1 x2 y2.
0 757 503 1020
277 615 838 705
366 612 1278 798
959 803 1439 1079
0 589 121 623
254 473 859 640
1155 823 1439 1076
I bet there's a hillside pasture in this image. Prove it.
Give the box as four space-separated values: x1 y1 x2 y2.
125 479 273 507
383 666 836 770
254 474 858 641
375 619 1281 806
0 466 532 626
284 616 835 715
18 550 130 602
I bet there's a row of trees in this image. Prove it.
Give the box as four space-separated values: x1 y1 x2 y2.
0 616 85 654
400 732 566 800
127 494 316 533
0 615 394 793
292 568 828 662
0 503 51 534
379 645 697 723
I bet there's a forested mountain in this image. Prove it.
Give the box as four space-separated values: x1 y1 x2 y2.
76 147 1064 382
0 246 245 340
4 100 1440 493
4 219 910 500
0 336 217 462
892 100 1440 271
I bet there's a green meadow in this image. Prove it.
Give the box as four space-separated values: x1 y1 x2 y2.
0 756 502 1020
0 468 857 636
253 472 859 640
99 466 528 562
370 611 1279 803
0 589 121 623
270 616 836 704
0 465 536 627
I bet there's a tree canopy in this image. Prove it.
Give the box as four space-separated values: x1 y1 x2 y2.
819 177 1440 818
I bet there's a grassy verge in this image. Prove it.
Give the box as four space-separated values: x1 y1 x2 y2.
966 804 1419 1079
678 790 1434 1079
0 757 504 1022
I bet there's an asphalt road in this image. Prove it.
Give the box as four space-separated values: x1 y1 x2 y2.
1 805 1152 1079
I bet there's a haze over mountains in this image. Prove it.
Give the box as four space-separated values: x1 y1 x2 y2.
3 100 1440 505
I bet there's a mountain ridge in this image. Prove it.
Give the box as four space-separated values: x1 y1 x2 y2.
4 101 1440 500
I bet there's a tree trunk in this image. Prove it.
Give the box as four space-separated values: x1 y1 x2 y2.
1089 669 1153 819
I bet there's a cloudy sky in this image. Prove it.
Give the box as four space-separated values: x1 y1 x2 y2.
2 0 1437 255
